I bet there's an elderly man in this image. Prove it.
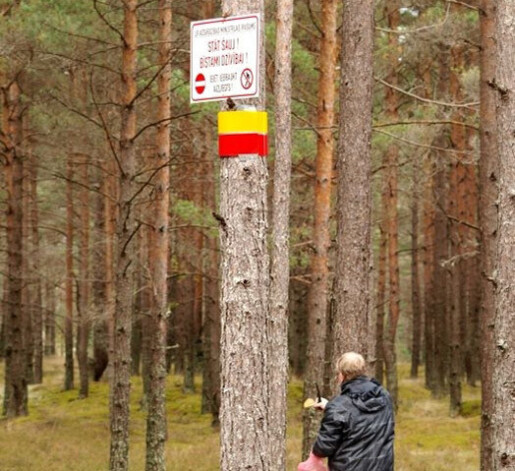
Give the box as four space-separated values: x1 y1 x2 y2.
300 352 395 471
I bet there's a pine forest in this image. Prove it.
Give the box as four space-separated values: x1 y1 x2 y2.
0 0 513 470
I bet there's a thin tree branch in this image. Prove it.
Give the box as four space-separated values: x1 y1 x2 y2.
132 111 200 142
445 0 479 11
129 161 171 207
306 0 323 36
38 50 119 75
374 119 479 131
373 129 473 155
94 0 125 43
375 76 479 110
292 111 323 139
44 21 120 47
49 92 105 130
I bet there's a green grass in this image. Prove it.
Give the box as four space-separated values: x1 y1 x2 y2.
0 359 480 470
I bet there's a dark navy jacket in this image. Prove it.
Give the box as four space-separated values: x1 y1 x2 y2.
312 376 394 471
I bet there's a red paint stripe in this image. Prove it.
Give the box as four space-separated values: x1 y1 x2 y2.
219 133 268 157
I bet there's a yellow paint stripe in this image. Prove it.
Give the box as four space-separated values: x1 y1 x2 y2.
218 111 268 135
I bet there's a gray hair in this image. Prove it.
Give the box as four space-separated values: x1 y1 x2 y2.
336 352 366 380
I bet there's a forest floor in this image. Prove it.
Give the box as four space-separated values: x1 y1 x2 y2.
0 358 480 471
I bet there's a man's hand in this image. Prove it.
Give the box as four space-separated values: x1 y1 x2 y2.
313 397 328 410
297 452 328 471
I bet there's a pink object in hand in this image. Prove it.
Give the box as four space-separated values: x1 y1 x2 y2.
297 452 328 471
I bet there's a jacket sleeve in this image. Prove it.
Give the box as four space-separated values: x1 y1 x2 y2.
312 400 348 458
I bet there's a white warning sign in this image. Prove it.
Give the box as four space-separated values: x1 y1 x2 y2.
190 14 260 103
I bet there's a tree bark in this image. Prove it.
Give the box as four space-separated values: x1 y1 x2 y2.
383 0 401 411
64 152 74 391
28 141 43 384
44 281 56 356
302 0 338 458
2 80 28 417
375 198 387 384
432 50 451 399
77 154 91 398
92 161 108 381
109 1 138 469
218 1 270 470
478 1 497 468
432 155 449 398
410 158 422 379
332 0 375 364
448 36 465 417
105 154 117 382
269 0 294 468
422 68 436 392
492 1 515 468
21 129 34 385
144 1 171 469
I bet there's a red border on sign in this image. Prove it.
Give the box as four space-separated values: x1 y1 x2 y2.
190 15 260 103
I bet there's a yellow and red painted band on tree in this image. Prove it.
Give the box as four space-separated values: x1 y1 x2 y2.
218 111 268 157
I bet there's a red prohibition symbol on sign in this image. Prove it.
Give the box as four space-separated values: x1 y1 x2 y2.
240 68 254 90
195 73 206 94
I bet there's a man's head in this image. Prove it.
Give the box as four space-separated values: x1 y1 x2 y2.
336 352 366 383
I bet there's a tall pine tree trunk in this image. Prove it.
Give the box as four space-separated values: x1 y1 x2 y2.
478 1 497 468
64 153 74 391
92 160 108 382
375 198 387 384
302 0 338 458
145 1 171 469
492 1 515 468
383 0 401 410
269 0 294 467
421 64 436 392
77 153 91 398
22 129 34 385
432 50 451 398
333 0 375 363
448 37 465 416
410 158 422 379
218 1 270 470
28 143 43 384
109 1 138 469
198 0 221 429
2 80 28 417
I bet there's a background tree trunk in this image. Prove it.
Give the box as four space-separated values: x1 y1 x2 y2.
144 1 172 469
92 160 108 382
375 199 387 384
64 152 74 391
332 0 375 365
77 153 90 398
44 281 56 356
479 1 497 468
269 0 294 465
302 0 338 458
109 1 138 469
410 157 422 380
2 80 28 417
382 0 401 411
28 141 43 384
448 35 465 416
